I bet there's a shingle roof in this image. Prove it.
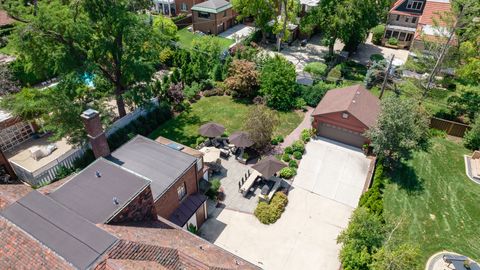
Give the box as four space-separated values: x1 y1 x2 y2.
1 191 118 270
48 158 151 224
0 10 14 27
0 182 32 211
98 218 260 270
0 216 75 270
418 0 452 26
109 136 198 200
191 0 232 13
169 193 207 227
312 84 380 128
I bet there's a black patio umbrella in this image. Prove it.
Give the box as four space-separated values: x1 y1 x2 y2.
251 156 287 179
228 131 254 148
198 122 225 138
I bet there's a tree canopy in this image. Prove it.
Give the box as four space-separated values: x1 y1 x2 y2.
259 55 296 111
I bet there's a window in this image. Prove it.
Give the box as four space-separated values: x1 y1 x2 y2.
399 32 407 41
405 17 409 23
177 183 187 201
385 30 392 38
181 3 187 11
407 1 423 10
342 112 349 119
196 158 203 172
406 33 413 41
224 11 227 17
396 15 400 21
412 17 417 23
198 12 210 18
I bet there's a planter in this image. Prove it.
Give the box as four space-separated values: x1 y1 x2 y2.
384 43 398 49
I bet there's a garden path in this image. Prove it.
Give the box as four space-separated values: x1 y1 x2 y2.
278 107 314 150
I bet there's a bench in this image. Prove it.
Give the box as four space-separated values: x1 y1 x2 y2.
240 171 261 197
443 254 468 267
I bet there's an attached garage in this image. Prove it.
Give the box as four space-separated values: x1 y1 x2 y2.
312 84 380 148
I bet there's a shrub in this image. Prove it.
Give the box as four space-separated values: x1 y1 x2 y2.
206 178 222 200
327 65 342 82
55 165 75 180
282 153 291 162
288 159 298 168
298 81 336 107
203 88 224 97
291 140 305 153
304 62 327 79
284 146 294 154
293 151 303 160
196 136 207 147
301 128 314 142
224 59 259 98
359 163 385 215
184 82 202 101
387 37 398 46
370 54 385 62
294 97 307 110
371 25 385 45
464 116 480 150
254 192 288 224
271 135 284 145
279 167 296 179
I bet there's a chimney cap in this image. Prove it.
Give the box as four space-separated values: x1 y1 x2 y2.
81 109 99 119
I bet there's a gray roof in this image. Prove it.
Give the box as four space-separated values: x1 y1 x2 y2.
49 158 151 224
109 136 198 200
191 0 232 13
1 191 118 270
169 193 207 227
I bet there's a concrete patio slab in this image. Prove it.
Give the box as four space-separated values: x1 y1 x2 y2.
219 24 255 41
294 138 370 207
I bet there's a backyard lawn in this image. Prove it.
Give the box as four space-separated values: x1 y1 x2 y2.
149 96 304 147
177 28 234 50
384 137 480 267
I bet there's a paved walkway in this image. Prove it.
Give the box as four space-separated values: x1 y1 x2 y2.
279 107 314 149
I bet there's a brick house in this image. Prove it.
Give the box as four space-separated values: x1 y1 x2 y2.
312 85 380 148
0 109 35 153
382 0 453 50
191 0 236 35
153 0 206 16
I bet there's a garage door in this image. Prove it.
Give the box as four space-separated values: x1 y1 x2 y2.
317 123 366 148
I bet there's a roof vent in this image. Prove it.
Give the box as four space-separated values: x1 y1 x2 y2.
167 142 184 151
113 197 119 205
352 100 356 103
95 171 101 178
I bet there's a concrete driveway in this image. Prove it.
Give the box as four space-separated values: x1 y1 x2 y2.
199 138 372 270
294 138 371 208
219 24 255 41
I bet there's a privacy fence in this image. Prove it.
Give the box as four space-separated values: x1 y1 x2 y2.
430 117 471 138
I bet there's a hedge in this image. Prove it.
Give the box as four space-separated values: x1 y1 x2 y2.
254 192 288 224
358 163 385 216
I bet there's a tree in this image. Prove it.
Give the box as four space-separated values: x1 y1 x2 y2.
243 105 279 151
365 96 430 165
231 0 275 43
259 55 296 111
224 59 259 98
337 207 386 270
456 41 480 85
447 85 480 123
0 64 20 95
153 15 178 39
6 0 165 117
371 244 421 270
464 116 480 150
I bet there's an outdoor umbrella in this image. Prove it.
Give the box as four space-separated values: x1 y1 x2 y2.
251 156 287 179
199 122 225 138
228 131 254 148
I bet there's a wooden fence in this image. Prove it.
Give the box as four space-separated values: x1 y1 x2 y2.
430 117 471 137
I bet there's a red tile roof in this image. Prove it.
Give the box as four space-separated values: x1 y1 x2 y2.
0 216 75 270
0 183 32 211
418 0 452 26
312 84 380 128
0 10 14 27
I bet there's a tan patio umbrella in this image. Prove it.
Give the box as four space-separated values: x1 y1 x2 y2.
251 156 287 179
228 131 253 148
199 147 221 163
198 122 225 138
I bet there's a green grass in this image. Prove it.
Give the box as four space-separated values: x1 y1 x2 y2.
177 28 234 50
384 137 480 267
149 96 304 147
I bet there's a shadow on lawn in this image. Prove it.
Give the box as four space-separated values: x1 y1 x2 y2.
152 113 202 147
389 162 424 195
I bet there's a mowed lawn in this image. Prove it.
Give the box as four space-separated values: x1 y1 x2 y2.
149 96 304 147
384 137 480 267
177 28 234 50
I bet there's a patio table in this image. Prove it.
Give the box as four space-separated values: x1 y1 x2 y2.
240 171 261 196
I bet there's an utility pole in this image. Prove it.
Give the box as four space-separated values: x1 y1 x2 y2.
379 54 394 100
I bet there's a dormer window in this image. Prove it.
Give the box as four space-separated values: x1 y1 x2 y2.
407 0 423 10
342 113 349 119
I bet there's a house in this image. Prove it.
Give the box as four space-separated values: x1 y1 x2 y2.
153 0 205 16
191 0 236 35
312 84 380 148
382 0 453 50
0 109 35 153
0 10 14 28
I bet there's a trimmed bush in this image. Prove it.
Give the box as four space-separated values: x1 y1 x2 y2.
206 178 222 200
359 163 385 215
284 146 294 155
293 151 303 160
387 37 398 46
282 153 291 162
254 192 288 224
271 135 284 145
304 62 327 79
291 140 305 154
279 167 297 179
371 25 385 45
300 128 314 142
288 159 298 168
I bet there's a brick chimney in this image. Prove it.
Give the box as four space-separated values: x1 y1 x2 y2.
81 109 110 159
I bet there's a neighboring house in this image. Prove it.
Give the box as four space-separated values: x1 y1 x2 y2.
312 84 380 148
0 10 14 28
0 109 35 152
191 0 236 35
153 0 206 16
382 0 453 50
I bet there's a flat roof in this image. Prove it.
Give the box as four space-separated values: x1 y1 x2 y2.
49 158 151 224
1 191 118 270
109 136 198 200
191 0 232 13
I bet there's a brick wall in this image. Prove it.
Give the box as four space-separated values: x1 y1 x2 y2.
109 186 157 224
192 8 235 35
175 0 205 14
154 164 199 219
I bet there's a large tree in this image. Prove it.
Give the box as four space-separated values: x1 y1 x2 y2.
4 0 166 117
259 55 296 111
231 0 275 43
365 96 430 165
243 105 279 151
224 59 259 98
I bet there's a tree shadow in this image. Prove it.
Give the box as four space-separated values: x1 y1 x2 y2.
388 161 424 195
151 114 202 147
